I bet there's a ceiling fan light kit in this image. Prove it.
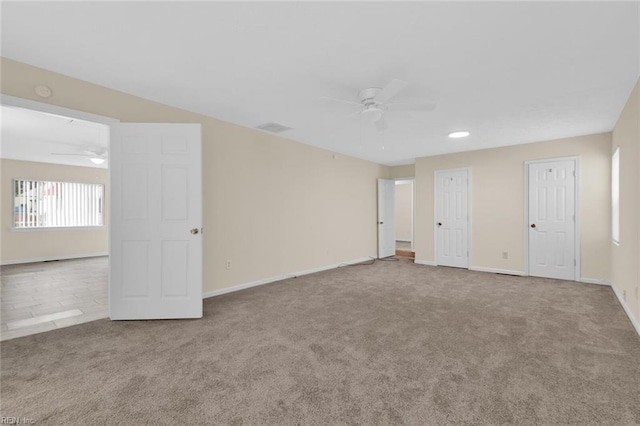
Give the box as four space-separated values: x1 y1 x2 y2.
448 131 470 139
51 148 108 166
322 79 436 135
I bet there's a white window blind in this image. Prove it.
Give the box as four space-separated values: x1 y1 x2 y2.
612 147 620 244
13 179 104 228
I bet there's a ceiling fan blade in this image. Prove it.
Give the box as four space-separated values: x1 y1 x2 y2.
375 79 408 104
385 102 437 112
51 152 93 157
345 109 362 118
319 96 361 107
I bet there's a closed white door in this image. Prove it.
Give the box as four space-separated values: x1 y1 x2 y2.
377 179 396 258
528 160 576 280
110 123 202 320
435 169 469 268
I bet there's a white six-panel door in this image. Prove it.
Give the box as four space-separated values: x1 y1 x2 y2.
377 179 396 258
435 169 469 268
110 123 202 320
528 159 576 280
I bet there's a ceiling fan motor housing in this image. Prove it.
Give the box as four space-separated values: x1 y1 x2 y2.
359 87 381 106
359 88 384 121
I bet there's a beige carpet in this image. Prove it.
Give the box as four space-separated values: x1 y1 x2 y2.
2 258 639 425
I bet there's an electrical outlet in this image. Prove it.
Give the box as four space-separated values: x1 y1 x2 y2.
225 260 232 270
502 251 509 259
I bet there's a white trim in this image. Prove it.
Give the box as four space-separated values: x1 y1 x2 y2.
10 226 106 232
434 167 472 268
202 257 372 299
524 156 580 281
578 278 612 286
411 179 415 252
611 284 640 337
0 252 108 266
414 259 437 266
1 94 119 124
469 266 526 276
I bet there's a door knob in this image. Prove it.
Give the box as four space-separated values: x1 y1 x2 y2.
530 224 536 229
378 221 384 225
190 228 199 235
437 222 442 227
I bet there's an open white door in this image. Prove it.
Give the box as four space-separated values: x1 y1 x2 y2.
110 123 202 320
377 179 396 258
528 159 577 280
435 169 469 268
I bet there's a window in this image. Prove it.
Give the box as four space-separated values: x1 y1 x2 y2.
13 179 104 229
612 147 620 244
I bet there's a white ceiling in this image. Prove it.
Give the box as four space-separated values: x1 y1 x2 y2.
1 106 109 169
2 2 638 165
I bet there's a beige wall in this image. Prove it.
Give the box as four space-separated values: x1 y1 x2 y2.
395 182 412 241
415 133 612 281
611 78 640 324
0 58 388 293
389 164 414 179
0 159 109 263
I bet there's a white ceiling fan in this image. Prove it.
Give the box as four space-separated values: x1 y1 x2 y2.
52 148 108 165
321 79 436 131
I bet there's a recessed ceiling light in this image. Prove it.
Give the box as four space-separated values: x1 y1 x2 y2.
90 158 105 165
448 131 470 139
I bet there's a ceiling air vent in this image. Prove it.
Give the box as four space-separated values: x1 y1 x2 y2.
255 122 292 134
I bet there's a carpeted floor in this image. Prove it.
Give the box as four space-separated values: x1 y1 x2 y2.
1 258 639 425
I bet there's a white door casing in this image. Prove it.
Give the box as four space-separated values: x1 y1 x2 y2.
435 169 469 268
527 159 577 280
377 179 396 258
110 123 203 320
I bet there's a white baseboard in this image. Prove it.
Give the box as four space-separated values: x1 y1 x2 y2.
414 259 436 266
0 252 108 266
611 284 640 337
578 278 612 286
469 266 526 276
202 257 373 299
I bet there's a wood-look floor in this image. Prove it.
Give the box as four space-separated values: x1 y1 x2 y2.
1 256 108 341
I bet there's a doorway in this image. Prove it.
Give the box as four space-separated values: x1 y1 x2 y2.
1 95 205 339
526 157 579 280
394 180 414 257
434 168 470 268
0 95 114 340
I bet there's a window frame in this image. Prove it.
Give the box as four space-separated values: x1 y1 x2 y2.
11 178 106 231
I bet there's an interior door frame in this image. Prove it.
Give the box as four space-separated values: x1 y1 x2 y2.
524 156 580 281
1 94 121 311
1 94 120 126
433 167 472 267
393 178 414 252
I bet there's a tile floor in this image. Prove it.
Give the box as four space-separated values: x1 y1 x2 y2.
1 256 108 341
